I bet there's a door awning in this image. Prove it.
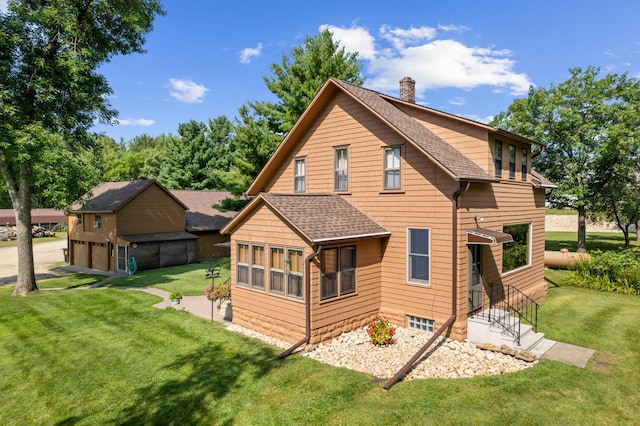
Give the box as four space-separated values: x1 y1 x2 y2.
466 228 513 245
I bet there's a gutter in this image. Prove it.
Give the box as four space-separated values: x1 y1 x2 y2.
278 244 322 359
384 182 470 390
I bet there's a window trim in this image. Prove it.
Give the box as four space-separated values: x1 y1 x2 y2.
502 223 532 275
294 157 306 193
494 141 503 178
334 146 349 192
383 146 402 190
269 246 285 294
237 243 250 287
251 244 265 290
521 148 528 181
320 245 357 301
408 315 434 333
508 144 516 180
93 214 101 229
76 213 83 226
407 227 431 285
286 248 304 299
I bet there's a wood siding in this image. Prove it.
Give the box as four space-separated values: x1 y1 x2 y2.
117 184 185 235
231 90 547 342
68 213 117 271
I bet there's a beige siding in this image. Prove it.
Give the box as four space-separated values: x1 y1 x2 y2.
194 232 230 259
232 90 547 342
117 184 185 235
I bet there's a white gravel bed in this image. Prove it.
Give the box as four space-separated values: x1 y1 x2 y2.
227 323 536 381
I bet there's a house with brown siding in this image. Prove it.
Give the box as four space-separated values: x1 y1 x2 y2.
221 77 555 351
68 180 235 272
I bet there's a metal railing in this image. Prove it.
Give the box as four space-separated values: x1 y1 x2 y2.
473 283 539 346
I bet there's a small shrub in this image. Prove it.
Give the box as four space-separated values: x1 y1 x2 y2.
366 316 396 346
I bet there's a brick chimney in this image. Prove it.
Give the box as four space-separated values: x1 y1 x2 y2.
399 76 415 103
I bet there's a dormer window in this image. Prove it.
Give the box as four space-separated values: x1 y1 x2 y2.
494 141 502 178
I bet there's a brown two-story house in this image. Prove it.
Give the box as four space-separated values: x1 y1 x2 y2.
221 77 554 347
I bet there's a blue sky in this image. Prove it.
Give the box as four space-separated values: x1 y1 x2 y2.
3 1 639 142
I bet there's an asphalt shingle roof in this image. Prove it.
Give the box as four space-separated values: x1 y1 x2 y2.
331 78 497 182
261 193 390 244
70 180 169 212
170 190 237 232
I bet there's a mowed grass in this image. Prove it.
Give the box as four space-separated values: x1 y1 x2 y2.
103 257 230 296
545 231 640 252
37 273 107 289
1 281 639 424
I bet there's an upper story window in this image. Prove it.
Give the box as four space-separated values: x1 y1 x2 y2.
521 148 528 181
93 214 102 229
321 245 356 300
237 243 249 286
76 214 83 226
494 141 503 178
294 158 306 193
508 145 516 179
384 146 401 190
334 147 348 192
502 223 531 273
408 228 430 285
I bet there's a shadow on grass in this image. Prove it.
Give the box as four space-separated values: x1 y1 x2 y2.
545 233 637 252
110 341 280 425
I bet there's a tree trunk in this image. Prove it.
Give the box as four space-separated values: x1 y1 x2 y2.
623 225 630 249
10 181 37 296
577 205 587 253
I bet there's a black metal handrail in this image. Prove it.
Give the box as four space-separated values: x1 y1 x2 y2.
475 283 539 346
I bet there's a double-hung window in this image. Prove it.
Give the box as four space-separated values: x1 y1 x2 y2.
93 214 102 229
521 148 528 181
321 245 356 300
251 245 265 289
334 147 348 192
494 141 503 178
384 146 401 190
237 243 249 286
287 249 304 299
408 228 430 285
76 214 83 226
509 144 516 179
294 158 306 193
270 247 285 294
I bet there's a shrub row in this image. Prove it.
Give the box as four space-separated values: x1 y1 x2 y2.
568 248 640 295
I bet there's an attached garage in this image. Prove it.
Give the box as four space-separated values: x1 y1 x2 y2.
90 242 109 270
72 240 89 267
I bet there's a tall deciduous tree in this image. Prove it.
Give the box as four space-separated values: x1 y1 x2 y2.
0 0 164 295
492 67 640 252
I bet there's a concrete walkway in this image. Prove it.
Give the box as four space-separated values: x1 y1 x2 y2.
541 342 596 368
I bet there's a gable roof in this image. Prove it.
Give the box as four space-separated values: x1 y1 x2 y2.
69 179 188 213
170 190 237 232
531 170 557 189
221 193 390 245
249 77 538 194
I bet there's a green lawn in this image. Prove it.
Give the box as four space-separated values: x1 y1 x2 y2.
37 273 107 289
545 231 640 252
0 231 67 248
103 257 230 296
1 279 639 424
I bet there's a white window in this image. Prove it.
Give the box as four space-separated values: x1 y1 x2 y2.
294 158 306 193
93 214 101 228
384 146 401 190
334 147 348 192
408 228 430 285
408 315 434 333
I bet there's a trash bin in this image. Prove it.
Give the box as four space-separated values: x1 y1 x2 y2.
62 248 69 263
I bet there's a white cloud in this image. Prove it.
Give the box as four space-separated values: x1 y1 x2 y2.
239 43 263 64
437 24 470 33
320 24 376 60
117 117 155 126
449 96 466 106
380 25 437 50
461 114 493 124
168 78 209 103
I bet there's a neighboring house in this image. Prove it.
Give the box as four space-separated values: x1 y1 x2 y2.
68 180 235 272
0 208 66 230
169 190 236 259
221 77 555 347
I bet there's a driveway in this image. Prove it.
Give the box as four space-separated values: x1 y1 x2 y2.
0 238 68 285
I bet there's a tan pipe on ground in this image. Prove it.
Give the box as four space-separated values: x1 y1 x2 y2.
544 249 590 269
